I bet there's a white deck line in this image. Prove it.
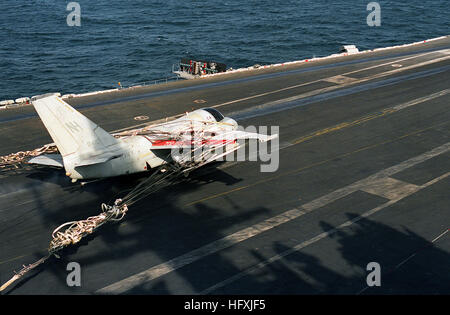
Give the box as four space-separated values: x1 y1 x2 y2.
97 142 450 294
54 36 450 99
3 35 448 105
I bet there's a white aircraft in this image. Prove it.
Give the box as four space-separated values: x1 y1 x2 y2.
29 93 277 182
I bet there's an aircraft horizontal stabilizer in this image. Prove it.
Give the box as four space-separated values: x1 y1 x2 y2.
28 154 64 168
74 151 123 167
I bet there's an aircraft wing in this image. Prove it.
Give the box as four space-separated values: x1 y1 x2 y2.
148 139 235 149
148 131 277 150
147 139 192 149
219 130 279 142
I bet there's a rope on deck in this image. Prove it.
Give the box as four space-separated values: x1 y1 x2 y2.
0 127 241 293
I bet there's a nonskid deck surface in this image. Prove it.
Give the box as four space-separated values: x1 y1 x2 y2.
0 37 449 294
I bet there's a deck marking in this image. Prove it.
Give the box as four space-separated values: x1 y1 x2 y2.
322 75 357 84
230 60 450 121
201 172 449 294
360 177 419 200
292 89 450 145
109 49 450 136
0 48 448 129
211 50 448 109
356 224 450 295
185 121 448 207
2 121 446 268
97 142 449 294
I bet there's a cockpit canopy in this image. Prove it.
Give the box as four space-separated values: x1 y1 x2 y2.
202 108 225 122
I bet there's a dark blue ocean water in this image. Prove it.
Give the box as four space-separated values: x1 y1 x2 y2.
0 1 448 100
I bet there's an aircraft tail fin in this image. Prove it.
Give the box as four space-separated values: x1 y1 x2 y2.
31 93 120 163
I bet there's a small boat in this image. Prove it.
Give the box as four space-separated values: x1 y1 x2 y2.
173 58 227 79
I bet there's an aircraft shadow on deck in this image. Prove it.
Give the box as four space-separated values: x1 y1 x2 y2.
2 163 448 295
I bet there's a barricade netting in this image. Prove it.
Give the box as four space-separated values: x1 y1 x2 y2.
0 144 58 172
0 120 241 292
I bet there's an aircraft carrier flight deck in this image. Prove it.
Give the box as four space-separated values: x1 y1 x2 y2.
0 36 449 294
